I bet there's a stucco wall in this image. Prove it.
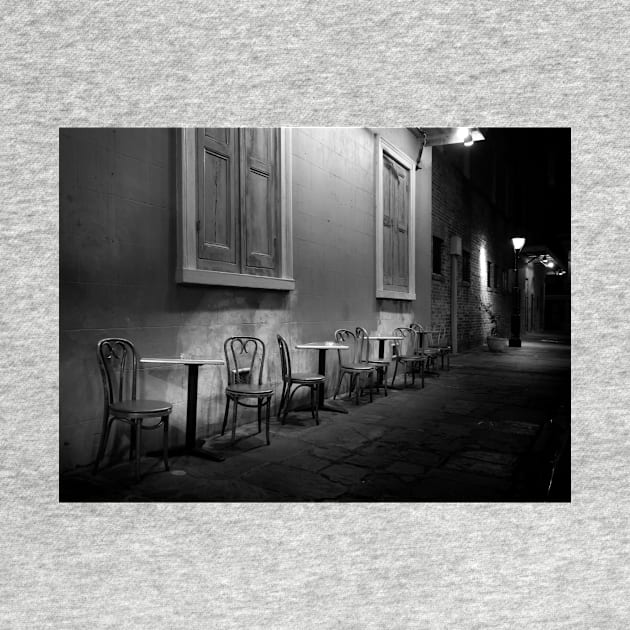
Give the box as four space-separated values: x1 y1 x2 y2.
60 127 432 471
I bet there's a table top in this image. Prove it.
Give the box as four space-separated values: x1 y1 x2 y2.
295 341 349 350
367 335 403 341
140 357 224 366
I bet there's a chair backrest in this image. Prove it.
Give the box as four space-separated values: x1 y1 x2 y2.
334 329 360 366
97 338 138 404
355 326 371 363
224 336 266 386
410 323 425 352
277 334 292 380
392 327 417 357
435 324 447 347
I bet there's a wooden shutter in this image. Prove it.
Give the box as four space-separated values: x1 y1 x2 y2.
241 128 279 276
197 128 239 272
382 156 395 287
383 154 409 291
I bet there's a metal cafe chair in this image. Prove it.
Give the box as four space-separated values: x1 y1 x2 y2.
431 324 452 370
332 328 376 405
93 338 171 482
355 326 389 397
390 327 427 388
222 336 274 445
277 334 326 425
410 323 441 375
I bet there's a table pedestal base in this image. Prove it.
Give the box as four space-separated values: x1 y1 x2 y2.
167 444 225 463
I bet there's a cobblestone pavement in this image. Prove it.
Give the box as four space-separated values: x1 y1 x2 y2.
60 333 570 502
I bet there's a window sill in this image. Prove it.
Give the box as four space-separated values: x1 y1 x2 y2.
376 289 416 301
177 267 295 290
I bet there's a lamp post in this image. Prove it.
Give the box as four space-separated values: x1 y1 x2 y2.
509 237 526 347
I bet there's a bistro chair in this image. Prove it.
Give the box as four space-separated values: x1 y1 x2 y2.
333 329 376 405
222 336 274 445
355 326 389 397
391 327 427 389
277 335 326 425
411 323 441 375
93 338 171 482
427 324 452 370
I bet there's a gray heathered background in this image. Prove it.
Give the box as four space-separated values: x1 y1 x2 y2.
1 1 628 628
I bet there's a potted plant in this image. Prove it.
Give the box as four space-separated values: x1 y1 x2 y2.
481 302 508 352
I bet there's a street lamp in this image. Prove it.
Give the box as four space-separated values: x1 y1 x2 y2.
509 237 526 347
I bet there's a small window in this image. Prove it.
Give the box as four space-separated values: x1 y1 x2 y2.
462 249 471 283
432 236 443 275
487 261 492 287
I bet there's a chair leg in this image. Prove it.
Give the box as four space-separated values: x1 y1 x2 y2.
162 415 169 472
265 397 271 445
231 398 238 444
278 382 288 422
314 384 320 425
381 367 388 396
257 400 262 434
135 420 142 482
391 360 399 388
421 361 425 388
283 385 292 424
333 370 345 400
221 399 230 436
129 421 136 461
93 414 113 475
310 386 316 419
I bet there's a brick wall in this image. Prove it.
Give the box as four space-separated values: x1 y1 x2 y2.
431 147 514 350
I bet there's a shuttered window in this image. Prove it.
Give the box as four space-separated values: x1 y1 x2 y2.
177 128 294 290
376 136 416 300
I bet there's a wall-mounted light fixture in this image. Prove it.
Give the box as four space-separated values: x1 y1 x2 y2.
463 131 474 147
414 127 485 147
509 237 526 348
415 131 428 170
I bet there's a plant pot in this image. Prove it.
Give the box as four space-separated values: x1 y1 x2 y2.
487 336 508 353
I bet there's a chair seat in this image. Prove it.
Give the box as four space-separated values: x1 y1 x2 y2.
289 372 326 383
397 354 426 361
341 363 375 372
368 359 390 366
226 383 274 396
110 400 172 416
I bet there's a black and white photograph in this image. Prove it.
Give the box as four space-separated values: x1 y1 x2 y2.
59 126 571 502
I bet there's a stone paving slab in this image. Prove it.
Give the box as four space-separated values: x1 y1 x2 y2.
320 463 370 486
241 463 346 500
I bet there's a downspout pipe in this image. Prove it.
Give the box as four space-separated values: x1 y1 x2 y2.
450 235 462 353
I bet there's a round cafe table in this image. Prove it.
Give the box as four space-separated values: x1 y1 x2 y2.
366 334 403 359
140 357 225 461
294 341 350 414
